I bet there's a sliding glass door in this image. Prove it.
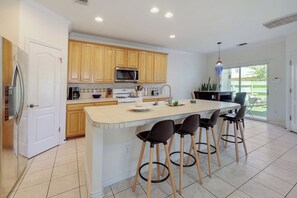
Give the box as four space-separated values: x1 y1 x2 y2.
222 64 268 120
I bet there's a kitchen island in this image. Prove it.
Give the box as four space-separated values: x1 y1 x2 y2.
84 99 240 198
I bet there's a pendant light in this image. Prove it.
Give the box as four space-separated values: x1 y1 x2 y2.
215 42 223 67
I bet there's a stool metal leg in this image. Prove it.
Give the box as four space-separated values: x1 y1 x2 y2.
162 135 175 177
233 123 239 162
132 142 146 192
224 121 230 148
191 136 203 185
239 122 248 155
206 129 212 178
179 137 184 194
211 128 221 167
218 120 226 146
164 143 177 198
156 144 161 179
147 145 154 198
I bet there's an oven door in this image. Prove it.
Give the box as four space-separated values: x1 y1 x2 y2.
115 67 138 83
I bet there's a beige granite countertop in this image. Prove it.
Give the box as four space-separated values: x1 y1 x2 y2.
66 98 118 104
84 99 240 128
66 95 169 104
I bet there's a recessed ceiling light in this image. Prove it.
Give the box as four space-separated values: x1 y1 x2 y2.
150 7 159 13
169 34 176 39
95 16 103 22
165 12 174 18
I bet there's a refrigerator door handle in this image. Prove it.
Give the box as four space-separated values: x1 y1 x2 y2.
11 63 25 125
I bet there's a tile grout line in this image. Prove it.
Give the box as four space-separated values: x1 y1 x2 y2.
75 139 82 198
11 159 33 197
47 186 80 198
219 131 297 197
285 183 297 197
197 124 287 197
45 147 58 198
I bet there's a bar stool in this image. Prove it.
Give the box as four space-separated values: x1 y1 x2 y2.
132 120 177 198
165 114 203 194
218 106 247 162
188 109 221 178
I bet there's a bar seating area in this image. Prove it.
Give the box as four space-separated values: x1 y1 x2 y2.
129 92 250 197
131 101 247 197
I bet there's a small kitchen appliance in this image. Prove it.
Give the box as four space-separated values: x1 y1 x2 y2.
115 67 138 83
68 87 80 100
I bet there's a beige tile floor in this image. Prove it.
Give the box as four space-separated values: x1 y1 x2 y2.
8 119 297 198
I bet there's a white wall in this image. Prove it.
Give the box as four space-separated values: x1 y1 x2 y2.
70 33 207 100
18 0 70 143
285 32 297 129
0 0 20 44
206 40 286 126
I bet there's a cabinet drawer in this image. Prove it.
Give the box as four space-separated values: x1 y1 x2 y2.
143 97 169 102
157 97 169 102
94 101 117 106
67 103 93 111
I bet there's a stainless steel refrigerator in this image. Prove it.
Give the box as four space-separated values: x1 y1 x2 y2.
0 36 28 197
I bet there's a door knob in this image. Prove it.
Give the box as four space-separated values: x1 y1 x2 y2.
28 104 39 108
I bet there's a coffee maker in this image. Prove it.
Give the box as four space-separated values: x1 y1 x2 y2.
68 87 80 100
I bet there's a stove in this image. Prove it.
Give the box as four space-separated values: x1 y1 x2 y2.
113 88 142 103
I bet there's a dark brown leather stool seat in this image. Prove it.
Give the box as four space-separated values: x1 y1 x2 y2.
218 106 248 162
132 120 177 198
164 114 203 195
189 109 222 178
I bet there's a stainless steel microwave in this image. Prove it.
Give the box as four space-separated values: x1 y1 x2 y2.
115 67 138 83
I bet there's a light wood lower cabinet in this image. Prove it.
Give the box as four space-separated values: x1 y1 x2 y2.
66 101 117 138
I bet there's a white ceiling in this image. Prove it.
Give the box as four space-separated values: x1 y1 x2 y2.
33 0 297 53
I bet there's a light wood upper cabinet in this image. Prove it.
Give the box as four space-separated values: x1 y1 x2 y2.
104 47 115 82
93 46 115 83
138 51 146 83
138 51 154 83
93 45 105 82
81 43 93 82
127 50 139 68
115 48 127 67
154 54 167 83
146 52 154 83
68 41 82 82
115 49 138 68
68 40 167 84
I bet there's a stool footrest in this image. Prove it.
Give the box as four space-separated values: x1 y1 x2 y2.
139 162 169 183
195 142 216 154
169 151 196 167
221 134 243 143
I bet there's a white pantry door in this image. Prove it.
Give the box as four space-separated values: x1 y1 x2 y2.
291 53 297 132
27 41 62 157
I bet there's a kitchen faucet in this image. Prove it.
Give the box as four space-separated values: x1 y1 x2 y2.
161 84 172 103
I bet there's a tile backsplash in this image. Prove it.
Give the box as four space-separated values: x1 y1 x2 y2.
68 83 163 99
